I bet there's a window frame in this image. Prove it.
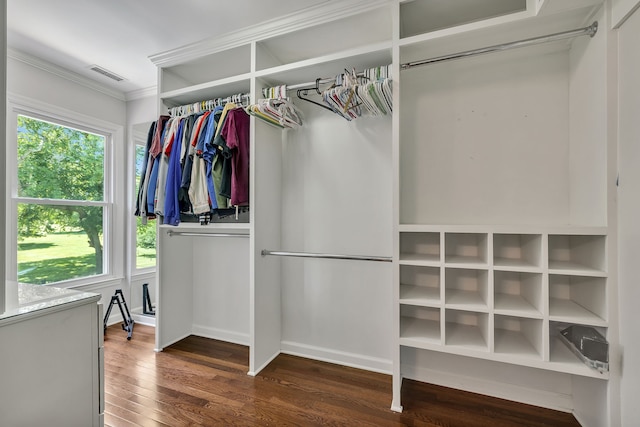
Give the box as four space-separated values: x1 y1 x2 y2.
7 95 124 288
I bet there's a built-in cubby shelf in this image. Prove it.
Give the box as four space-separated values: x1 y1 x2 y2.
400 305 441 347
493 233 542 271
549 275 607 326
494 271 543 317
399 265 441 306
445 310 488 351
494 315 543 359
400 232 440 265
445 268 488 311
445 233 488 266
548 234 607 275
397 227 608 378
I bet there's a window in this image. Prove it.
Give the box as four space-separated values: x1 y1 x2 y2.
134 142 156 270
12 112 112 285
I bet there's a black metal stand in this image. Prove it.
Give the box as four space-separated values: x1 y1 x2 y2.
104 289 134 340
142 283 155 316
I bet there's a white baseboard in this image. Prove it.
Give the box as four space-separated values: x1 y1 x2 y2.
402 364 574 413
132 312 156 327
280 340 392 374
191 324 250 346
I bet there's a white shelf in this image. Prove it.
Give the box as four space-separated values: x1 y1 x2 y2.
400 285 440 306
494 293 542 318
493 257 542 271
400 316 441 347
549 298 607 326
160 74 252 107
444 255 488 267
548 260 606 276
399 253 440 265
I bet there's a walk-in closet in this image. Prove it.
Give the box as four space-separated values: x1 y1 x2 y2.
143 1 619 426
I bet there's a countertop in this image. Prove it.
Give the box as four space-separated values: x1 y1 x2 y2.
0 282 100 326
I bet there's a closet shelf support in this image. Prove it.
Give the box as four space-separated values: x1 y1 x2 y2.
401 21 598 70
261 249 392 263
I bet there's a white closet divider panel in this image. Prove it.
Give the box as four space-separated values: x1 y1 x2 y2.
155 229 194 351
250 113 283 375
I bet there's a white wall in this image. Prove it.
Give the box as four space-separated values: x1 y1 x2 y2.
617 5 640 425
0 0 6 314
126 94 157 126
6 53 129 314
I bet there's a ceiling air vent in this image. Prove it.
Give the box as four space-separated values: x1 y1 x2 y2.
89 65 125 82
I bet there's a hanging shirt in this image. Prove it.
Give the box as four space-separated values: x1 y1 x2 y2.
221 108 250 206
163 119 185 225
212 103 236 209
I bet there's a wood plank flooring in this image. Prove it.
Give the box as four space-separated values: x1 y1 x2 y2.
104 324 581 427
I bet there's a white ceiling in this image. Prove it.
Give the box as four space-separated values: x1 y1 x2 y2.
7 0 330 97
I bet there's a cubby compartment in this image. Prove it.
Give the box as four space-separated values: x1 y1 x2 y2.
549 275 607 326
445 310 488 351
399 0 528 39
255 7 391 71
399 265 441 306
494 271 543 317
445 268 489 311
400 305 441 347
444 233 488 265
400 232 440 264
548 234 606 274
494 315 543 359
493 233 542 270
549 321 609 378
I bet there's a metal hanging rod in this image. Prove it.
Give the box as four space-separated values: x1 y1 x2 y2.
401 21 598 71
167 231 249 238
261 249 392 263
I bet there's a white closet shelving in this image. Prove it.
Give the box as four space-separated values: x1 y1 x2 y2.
150 0 617 425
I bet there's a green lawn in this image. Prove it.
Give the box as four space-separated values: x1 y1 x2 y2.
18 231 155 284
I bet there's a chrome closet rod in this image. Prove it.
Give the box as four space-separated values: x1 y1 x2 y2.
167 231 249 238
401 21 598 70
261 249 392 263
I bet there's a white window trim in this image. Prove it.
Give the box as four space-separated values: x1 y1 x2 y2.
7 93 125 289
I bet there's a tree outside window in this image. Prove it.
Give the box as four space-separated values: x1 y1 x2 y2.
16 114 108 284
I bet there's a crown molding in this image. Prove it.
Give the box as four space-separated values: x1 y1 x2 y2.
149 0 391 67
125 86 158 102
8 48 127 102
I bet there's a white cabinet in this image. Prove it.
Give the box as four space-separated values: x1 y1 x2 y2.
0 283 103 427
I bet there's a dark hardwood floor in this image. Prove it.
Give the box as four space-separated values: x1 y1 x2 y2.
104 324 581 427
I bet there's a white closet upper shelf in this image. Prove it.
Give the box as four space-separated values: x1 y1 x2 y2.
160 76 251 108
399 0 603 67
255 44 391 88
160 44 251 94
255 6 391 72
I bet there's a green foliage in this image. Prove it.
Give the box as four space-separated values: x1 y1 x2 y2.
137 218 156 249
17 115 106 275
